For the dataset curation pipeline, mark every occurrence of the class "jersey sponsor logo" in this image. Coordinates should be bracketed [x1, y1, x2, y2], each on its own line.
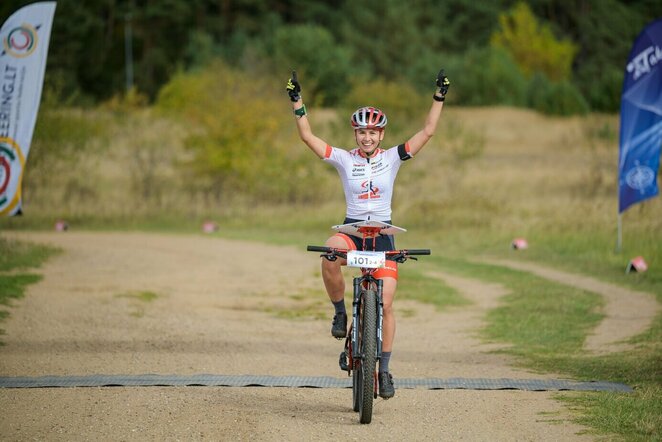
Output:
[371, 161, 388, 174]
[358, 180, 381, 199]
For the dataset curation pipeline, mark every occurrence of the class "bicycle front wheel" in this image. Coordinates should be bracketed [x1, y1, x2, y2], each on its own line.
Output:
[358, 289, 377, 424]
[352, 361, 360, 412]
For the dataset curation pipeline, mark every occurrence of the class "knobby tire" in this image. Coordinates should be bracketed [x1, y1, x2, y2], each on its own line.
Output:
[359, 289, 377, 424]
[352, 362, 360, 412]
[350, 324, 360, 412]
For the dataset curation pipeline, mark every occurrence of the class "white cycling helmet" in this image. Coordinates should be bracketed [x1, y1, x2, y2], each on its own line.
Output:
[350, 106, 387, 129]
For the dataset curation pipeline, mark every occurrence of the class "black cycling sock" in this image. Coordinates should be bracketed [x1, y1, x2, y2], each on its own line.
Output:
[332, 299, 346, 315]
[380, 351, 391, 373]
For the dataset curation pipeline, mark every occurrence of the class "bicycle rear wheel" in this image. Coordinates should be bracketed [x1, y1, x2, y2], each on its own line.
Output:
[358, 289, 377, 424]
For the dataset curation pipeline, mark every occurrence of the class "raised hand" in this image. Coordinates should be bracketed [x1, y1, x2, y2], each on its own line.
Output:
[286, 70, 302, 102]
[436, 69, 450, 97]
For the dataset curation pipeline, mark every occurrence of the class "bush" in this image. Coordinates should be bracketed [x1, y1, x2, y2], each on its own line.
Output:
[267, 25, 356, 106]
[527, 73, 589, 116]
[157, 61, 280, 196]
[449, 47, 528, 107]
[491, 2, 578, 82]
[576, 64, 623, 113]
[156, 60, 329, 204]
[404, 47, 454, 96]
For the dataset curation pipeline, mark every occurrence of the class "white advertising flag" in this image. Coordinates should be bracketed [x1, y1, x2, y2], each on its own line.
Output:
[0, 2, 56, 216]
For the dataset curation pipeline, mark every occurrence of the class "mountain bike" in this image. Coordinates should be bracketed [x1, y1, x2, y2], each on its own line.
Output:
[307, 220, 430, 424]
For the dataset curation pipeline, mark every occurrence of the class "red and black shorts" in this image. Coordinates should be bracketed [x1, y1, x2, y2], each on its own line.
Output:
[332, 218, 399, 280]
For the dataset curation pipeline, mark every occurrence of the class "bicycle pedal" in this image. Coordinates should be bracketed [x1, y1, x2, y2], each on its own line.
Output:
[339, 351, 349, 371]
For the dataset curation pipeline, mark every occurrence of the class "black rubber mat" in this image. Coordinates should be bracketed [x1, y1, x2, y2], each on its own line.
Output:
[0, 375, 632, 392]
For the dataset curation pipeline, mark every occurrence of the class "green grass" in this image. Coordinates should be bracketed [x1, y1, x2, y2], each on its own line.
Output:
[114, 290, 160, 318]
[264, 288, 329, 320]
[0, 236, 60, 271]
[521, 229, 662, 298]
[262, 265, 466, 320]
[559, 386, 662, 441]
[115, 290, 160, 303]
[419, 253, 660, 441]
[425, 255, 604, 354]
[0, 273, 42, 303]
[0, 236, 59, 339]
[397, 265, 469, 310]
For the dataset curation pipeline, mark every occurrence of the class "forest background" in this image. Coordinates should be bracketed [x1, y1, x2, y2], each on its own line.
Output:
[2, 0, 661, 111]
[0, 0, 660, 235]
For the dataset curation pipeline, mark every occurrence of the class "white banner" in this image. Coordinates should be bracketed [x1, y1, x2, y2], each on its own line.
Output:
[0, 2, 56, 216]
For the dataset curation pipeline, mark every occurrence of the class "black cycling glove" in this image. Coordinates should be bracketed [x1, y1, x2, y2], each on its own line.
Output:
[434, 69, 450, 101]
[286, 71, 301, 102]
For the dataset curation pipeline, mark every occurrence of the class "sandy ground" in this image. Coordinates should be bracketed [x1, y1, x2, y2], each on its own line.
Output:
[0, 231, 653, 441]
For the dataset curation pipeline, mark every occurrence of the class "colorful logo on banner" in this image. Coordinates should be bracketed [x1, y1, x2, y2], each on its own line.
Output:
[0, 2, 56, 216]
[2, 23, 39, 58]
[0, 137, 25, 213]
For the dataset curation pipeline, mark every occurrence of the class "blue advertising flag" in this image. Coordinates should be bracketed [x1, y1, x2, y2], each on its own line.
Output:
[618, 18, 662, 213]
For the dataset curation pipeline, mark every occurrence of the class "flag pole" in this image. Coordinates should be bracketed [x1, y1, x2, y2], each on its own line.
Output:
[616, 213, 622, 253]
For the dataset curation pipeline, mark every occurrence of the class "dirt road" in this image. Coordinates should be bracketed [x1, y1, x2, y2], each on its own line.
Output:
[1, 231, 647, 441]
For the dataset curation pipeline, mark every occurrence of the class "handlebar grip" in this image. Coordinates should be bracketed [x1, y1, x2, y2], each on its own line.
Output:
[406, 249, 431, 255]
[307, 245, 331, 252]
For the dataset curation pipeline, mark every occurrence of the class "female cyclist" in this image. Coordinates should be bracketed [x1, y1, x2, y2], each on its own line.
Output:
[286, 70, 450, 399]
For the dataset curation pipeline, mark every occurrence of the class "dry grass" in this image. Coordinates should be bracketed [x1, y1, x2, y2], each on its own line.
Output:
[6, 104, 659, 246]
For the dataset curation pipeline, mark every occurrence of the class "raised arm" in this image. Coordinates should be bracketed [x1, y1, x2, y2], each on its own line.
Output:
[286, 71, 329, 159]
[405, 69, 451, 157]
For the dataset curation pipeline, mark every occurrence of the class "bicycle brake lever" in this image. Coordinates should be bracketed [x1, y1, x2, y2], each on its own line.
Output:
[321, 253, 337, 262]
[409, 256, 418, 261]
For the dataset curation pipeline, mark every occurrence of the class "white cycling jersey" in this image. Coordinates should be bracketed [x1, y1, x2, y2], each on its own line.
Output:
[323, 143, 413, 221]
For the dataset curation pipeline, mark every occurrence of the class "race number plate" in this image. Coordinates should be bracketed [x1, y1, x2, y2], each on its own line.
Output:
[346, 250, 386, 269]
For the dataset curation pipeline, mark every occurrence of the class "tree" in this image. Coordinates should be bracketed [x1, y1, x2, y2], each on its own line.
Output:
[337, 0, 426, 80]
[491, 1, 578, 81]
[267, 24, 356, 106]
[525, 0, 660, 110]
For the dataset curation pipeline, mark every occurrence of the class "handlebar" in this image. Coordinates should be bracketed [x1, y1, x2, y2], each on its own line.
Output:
[403, 249, 431, 255]
[307, 245, 430, 263]
[307, 246, 330, 252]
[307, 246, 430, 254]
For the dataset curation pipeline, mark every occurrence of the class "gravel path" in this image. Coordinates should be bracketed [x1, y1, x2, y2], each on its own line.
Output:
[1, 231, 637, 440]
